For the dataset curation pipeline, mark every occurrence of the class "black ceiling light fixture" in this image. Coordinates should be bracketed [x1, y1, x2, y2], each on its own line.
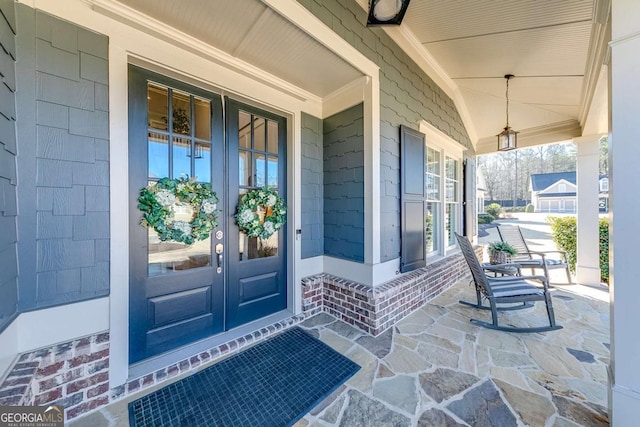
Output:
[497, 74, 518, 151]
[366, 0, 411, 26]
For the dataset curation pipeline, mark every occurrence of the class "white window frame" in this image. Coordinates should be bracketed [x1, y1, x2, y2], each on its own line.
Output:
[420, 121, 465, 259]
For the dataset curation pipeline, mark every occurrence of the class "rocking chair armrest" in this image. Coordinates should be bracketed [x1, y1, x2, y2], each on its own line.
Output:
[489, 274, 549, 288]
[532, 249, 569, 261]
[526, 251, 548, 259]
[482, 262, 522, 271]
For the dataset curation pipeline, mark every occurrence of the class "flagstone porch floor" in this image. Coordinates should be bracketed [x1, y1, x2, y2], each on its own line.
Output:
[69, 279, 610, 426]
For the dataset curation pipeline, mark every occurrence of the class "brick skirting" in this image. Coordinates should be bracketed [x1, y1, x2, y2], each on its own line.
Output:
[302, 249, 479, 335]
[0, 315, 307, 421]
[0, 333, 110, 419]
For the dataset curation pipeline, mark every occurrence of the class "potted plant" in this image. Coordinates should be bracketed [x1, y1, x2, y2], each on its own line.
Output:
[488, 241, 518, 265]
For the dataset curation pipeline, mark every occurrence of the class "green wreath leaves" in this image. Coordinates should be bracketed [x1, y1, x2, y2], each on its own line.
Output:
[138, 177, 219, 245]
[235, 187, 287, 239]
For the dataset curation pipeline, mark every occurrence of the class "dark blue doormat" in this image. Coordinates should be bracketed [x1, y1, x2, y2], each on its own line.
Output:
[128, 326, 360, 427]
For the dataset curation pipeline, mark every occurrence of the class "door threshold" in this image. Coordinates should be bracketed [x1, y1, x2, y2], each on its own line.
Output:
[128, 310, 294, 379]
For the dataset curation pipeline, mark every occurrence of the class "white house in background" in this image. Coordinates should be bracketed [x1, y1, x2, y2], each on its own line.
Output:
[530, 171, 577, 213]
[599, 176, 609, 212]
[530, 171, 609, 213]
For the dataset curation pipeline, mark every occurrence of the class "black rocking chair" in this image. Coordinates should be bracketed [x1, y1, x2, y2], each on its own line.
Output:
[455, 233, 562, 333]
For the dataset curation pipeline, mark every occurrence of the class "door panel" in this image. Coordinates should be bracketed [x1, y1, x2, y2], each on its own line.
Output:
[128, 66, 224, 364]
[226, 99, 287, 329]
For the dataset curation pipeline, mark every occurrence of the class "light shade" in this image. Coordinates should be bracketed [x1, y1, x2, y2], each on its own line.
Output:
[367, 0, 411, 26]
[497, 126, 518, 151]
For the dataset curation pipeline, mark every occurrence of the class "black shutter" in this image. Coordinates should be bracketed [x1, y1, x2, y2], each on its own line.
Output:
[400, 125, 426, 273]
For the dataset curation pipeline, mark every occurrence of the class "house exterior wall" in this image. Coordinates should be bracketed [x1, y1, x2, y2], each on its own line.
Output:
[543, 181, 577, 194]
[300, 112, 324, 259]
[323, 103, 365, 262]
[15, 6, 110, 311]
[0, 0, 18, 333]
[296, 0, 474, 263]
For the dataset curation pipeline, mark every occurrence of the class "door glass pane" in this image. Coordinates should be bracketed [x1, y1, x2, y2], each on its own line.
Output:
[194, 97, 211, 140]
[149, 235, 212, 275]
[194, 142, 211, 183]
[267, 156, 278, 188]
[148, 131, 168, 179]
[255, 154, 266, 188]
[239, 150, 252, 186]
[147, 185, 212, 275]
[239, 232, 279, 261]
[237, 189, 280, 261]
[173, 136, 191, 178]
[267, 120, 278, 154]
[239, 111, 251, 149]
[172, 90, 191, 135]
[253, 117, 266, 152]
[148, 84, 168, 131]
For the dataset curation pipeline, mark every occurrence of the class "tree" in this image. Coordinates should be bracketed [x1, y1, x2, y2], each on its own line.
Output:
[478, 142, 577, 202]
[600, 136, 608, 175]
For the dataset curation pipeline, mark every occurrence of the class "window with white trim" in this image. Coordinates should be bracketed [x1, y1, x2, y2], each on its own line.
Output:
[600, 178, 609, 192]
[420, 121, 464, 258]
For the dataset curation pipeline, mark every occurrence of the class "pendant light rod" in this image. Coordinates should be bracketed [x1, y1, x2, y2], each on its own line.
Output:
[505, 74, 514, 128]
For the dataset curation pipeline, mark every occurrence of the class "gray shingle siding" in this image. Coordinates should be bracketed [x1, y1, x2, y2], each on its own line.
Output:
[16, 6, 110, 310]
[301, 112, 324, 259]
[323, 103, 364, 262]
[299, 0, 474, 262]
[0, 0, 18, 331]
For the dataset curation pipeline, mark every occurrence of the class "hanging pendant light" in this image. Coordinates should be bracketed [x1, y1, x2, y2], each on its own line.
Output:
[497, 74, 518, 151]
[367, 0, 411, 26]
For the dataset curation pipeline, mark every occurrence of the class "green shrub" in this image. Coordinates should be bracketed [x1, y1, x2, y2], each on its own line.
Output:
[547, 216, 577, 272]
[599, 218, 609, 283]
[478, 213, 495, 224]
[547, 216, 610, 283]
[526, 204, 535, 213]
[485, 203, 502, 218]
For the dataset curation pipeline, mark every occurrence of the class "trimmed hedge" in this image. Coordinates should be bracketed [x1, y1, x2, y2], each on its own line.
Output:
[547, 216, 609, 283]
[478, 213, 495, 224]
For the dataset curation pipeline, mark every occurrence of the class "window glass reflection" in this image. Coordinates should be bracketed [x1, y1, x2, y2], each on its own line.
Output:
[148, 132, 168, 179]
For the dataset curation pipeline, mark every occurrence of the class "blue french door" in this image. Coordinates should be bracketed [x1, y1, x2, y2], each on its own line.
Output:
[128, 66, 287, 363]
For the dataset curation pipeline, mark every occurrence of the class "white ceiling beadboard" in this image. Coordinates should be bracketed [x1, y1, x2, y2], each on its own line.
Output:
[401, 0, 608, 151]
[118, 0, 363, 97]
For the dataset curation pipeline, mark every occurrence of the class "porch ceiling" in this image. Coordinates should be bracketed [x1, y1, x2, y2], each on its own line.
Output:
[402, 0, 610, 153]
[116, 0, 364, 99]
[112, 0, 609, 152]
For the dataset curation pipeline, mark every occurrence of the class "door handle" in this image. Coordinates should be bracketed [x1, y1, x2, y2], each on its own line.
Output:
[215, 244, 224, 273]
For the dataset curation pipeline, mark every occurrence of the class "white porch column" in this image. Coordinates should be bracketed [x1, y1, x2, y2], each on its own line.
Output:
[610, 0, 640, 424]
[574, 135, 602, 285]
